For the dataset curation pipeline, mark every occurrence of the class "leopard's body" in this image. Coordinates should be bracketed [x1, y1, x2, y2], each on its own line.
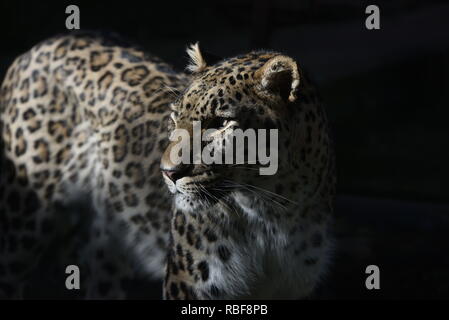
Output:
[0, 33, 336, 299]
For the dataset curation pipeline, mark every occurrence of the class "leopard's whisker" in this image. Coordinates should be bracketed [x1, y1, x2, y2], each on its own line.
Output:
[224, 179, 298, 205]
[221, 179, 291, 211]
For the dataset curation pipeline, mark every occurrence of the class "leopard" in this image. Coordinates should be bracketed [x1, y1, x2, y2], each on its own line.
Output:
[0, 32, 336, 299]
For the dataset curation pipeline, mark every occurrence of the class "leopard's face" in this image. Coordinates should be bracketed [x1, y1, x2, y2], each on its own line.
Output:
[164, 81, 269, 211]
[161, 45, 303, 212]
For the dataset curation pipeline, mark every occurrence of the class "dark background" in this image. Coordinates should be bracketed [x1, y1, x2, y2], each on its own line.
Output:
[1, 0, 448, 299]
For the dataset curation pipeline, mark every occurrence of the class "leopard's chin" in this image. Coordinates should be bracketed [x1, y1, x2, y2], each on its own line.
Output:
[174, 194, 208, 212]
[174, 188, 224, 212]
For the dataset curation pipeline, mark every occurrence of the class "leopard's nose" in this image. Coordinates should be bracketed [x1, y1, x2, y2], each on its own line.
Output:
[161, 164, 193, 182]
[161, 139, 193, 182]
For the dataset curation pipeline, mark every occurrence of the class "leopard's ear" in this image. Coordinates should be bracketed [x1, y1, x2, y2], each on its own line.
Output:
[186, 42, 207, 73]
[254, 55, 300, 103]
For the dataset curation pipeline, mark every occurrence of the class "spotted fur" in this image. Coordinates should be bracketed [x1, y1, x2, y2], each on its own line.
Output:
[0, 33, 335, 299]
[0, 33, 188, 298]
[161, 48, 336, 299]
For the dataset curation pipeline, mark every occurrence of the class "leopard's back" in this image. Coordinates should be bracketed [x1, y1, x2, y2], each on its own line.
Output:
[0, 33, 189, 298]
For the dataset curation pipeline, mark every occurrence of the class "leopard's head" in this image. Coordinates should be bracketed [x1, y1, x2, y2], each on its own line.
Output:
[160, 43, 317, 212]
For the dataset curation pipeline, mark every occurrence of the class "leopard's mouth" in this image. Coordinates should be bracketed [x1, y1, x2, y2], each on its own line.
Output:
[176, 180, 223, 199]
[163, 168, 215, 192]
[171, 177, 234, 210]
[161, 165, 238, 210]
